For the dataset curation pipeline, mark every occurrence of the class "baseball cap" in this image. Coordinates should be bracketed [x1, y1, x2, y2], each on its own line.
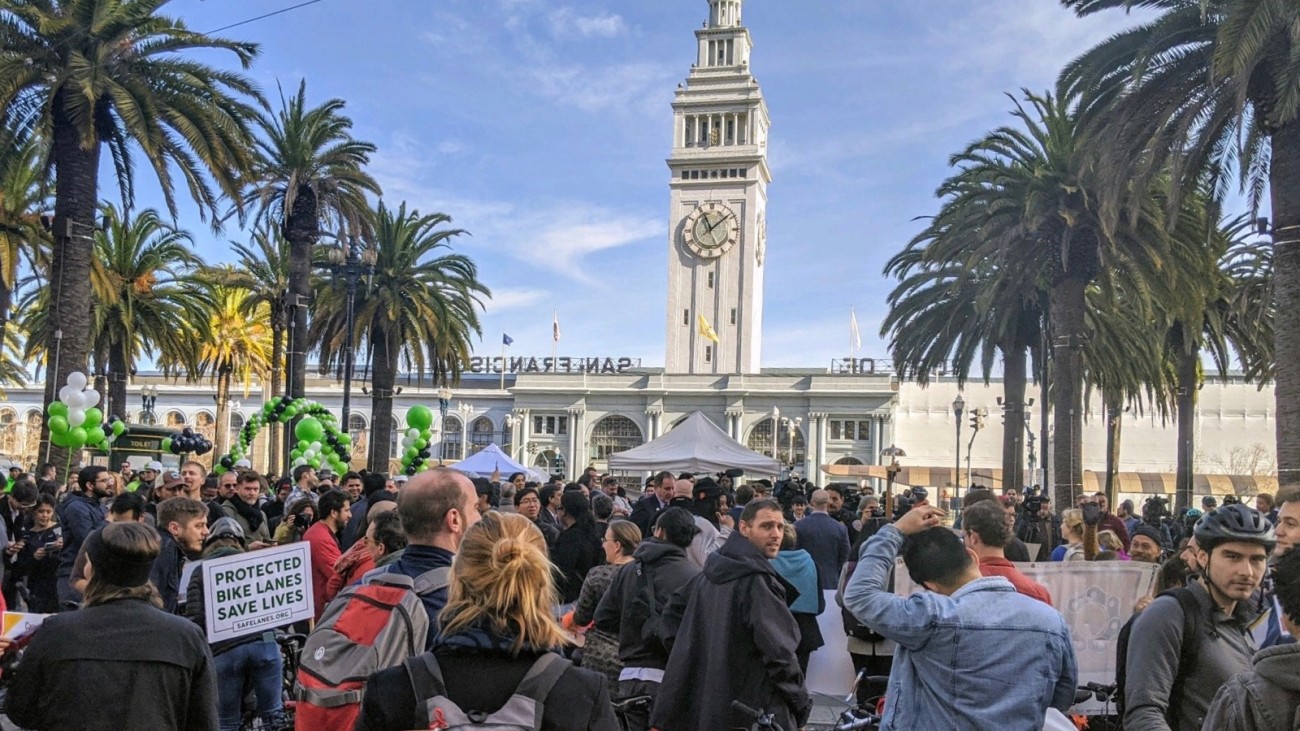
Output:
[145, 461, 164, 473]
[393, 474, 409, 484]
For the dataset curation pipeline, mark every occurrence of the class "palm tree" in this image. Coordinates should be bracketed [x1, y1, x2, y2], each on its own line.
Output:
[311, 201, 488, 472]
[21, 206, 214, 419]
[0, 0, 262, 463]
[199, 283, 271, 456]
[0, 125, 48, 347]
[912, 91, 1170, 507]
[1059, 0, 1300, 482]
[237, 80, 381, 418]
[225, 228, 291, 474]
[882, 225, 1043, 495]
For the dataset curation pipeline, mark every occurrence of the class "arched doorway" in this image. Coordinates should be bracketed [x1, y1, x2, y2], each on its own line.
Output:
[747, 417, 806, 466]
[441, 416, 464, 461]
[469, 417, 495, 456]
[589, 415, 644, 460]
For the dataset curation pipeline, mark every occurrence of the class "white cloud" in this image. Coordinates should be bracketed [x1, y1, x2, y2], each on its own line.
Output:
[482, 288, 548, 313]
[528, 61, 675, 114]
[548, 8, 627, 39]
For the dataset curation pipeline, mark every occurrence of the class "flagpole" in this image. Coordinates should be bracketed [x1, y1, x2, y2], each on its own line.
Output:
[500, 339, 507, 391]
[551, 310, 559, 372]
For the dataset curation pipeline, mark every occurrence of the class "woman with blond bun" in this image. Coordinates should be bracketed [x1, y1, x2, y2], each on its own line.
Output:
[356, 511, 619, 731]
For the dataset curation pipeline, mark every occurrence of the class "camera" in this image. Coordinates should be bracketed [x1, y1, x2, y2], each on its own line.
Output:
[1142, 495, 1170, 523]
[1021, 485, 1045, 516]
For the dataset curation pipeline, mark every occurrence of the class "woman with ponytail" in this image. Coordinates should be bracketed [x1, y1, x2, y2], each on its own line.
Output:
[356, 512, 619, 731]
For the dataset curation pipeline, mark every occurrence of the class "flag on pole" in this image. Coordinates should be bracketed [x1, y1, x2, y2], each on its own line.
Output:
[698, 314, 719, 343]
[850, 308, 862, 351]
[502, 333, 514, 346]
[552, 311, 561, 342]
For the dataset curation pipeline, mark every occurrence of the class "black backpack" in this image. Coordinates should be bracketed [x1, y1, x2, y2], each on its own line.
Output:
[1114, 587, 1200, 719]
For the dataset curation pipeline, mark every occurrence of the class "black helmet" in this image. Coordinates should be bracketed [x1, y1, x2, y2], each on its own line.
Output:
[1193, 504, 1275, 552]
[205, 516, 246, 547]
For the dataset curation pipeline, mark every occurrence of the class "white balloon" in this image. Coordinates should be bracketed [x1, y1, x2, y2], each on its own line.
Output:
[82, 388, 100, 407]
[293, 457, 308, 467]
[69, 392, 88, 409]
[407, 428, 420, 439]
[67, 408, 86, 428]
[58, 385, 76, 403]
[66, 371, 87, 390]
[401, 436, 415, 449]
[310, 441, 322, 453]
[302, 449, 316, 460]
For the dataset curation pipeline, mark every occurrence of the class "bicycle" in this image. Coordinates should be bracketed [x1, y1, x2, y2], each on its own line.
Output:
[235, 632, 305, 731]
[612, 694, 652, 731]
[731, 700, 783, 731]
[828, 672, 888, 731]
[1073, 682, 1121, 731]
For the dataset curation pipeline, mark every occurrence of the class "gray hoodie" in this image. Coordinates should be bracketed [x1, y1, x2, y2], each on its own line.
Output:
[1201, 642, 1300, 731]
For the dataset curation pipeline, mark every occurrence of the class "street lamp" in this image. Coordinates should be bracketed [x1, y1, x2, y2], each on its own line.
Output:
[779, 415, 802, 469]
[457, 402, 474, 459]
[141, 385, 159, 425]
[504, 413, 519, 454]
[770, 406, 780, 460]
[880, 444, 907, 518]
[319, 237, 375, 434]
[952, 394, 965, 508]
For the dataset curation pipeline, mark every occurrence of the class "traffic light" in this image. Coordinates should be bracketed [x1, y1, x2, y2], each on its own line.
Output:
[969, 408, 987, 432]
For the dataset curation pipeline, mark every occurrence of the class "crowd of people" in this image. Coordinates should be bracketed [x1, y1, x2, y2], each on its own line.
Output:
[0, 460, 1292, 731]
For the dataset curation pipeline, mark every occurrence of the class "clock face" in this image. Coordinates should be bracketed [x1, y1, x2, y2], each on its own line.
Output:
[683, 203, 739, 259]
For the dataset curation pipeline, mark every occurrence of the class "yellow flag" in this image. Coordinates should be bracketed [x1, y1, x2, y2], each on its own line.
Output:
[697, 314, 719, 343]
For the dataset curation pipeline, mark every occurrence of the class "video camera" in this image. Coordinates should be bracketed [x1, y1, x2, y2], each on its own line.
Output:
[774, 477, 808, 510]
[1021, 485, 1045, 517]
[1142, 495, 1170, 523]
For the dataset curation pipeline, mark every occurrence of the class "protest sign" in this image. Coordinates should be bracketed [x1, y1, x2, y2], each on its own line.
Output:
[202, 542, 312, 643]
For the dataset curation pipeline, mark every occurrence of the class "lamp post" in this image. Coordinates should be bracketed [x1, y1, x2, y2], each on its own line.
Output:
[951, 394, 964, 509]
[141, 385, 159, 425]
[318, 237, 374, 434]
[880, 444, 907, 518]
[780, 416, 802, 472]
[457, 402, 474, 460]
[504, 413, 519, 456]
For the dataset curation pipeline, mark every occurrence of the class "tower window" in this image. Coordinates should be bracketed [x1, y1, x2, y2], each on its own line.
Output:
[705, 345, 712, 363]
[730, 308, 737, 325]
[683, 309, 689, 326]
[707, 272, 714, 288]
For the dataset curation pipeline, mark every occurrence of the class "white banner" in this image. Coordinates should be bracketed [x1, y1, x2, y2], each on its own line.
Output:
[894, 559, 1159, 715]
[202, 543, 313, 643]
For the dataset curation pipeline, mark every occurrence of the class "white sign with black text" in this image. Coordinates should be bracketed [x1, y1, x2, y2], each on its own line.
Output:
[202, 542, 313, 643]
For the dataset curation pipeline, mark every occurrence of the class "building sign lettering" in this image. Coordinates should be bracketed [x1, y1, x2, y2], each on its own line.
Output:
[468, 356, 639, 375]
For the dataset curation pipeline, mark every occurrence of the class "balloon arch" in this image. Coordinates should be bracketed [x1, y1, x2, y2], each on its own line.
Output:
[215, 396, 440, 477]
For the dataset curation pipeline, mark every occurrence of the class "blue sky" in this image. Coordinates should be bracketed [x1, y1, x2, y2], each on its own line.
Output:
[146, 0, 1163, 368]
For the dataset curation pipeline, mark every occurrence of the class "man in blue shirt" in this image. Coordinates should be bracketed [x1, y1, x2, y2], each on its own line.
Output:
[844, 505, 1077, 730]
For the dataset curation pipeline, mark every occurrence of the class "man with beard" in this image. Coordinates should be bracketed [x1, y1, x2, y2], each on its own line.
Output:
[221, 471, 273, 548]
[149, 497, 209, 614]
[651, 500, 810, 731]
[55, 466, 112, 608]
[1129, 524, 1166, 564]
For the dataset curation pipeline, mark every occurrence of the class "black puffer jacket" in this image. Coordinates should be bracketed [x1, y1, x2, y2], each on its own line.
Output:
[592, 538, 699, 670]
[648, 531, 810, 731]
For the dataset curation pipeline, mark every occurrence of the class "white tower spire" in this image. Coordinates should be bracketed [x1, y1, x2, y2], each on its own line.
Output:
[664, 0, 770, 375]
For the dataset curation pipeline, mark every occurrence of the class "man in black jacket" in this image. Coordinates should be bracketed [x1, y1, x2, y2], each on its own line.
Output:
[149, 497, 209, 614]
[650, 499, 811, 731]
[594, 507, 700, 731]
[55, 466, 111, 608]
[628, 471, 674, 537]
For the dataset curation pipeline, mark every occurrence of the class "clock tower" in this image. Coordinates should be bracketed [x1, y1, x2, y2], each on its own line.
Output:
[665, 0, 771, 375]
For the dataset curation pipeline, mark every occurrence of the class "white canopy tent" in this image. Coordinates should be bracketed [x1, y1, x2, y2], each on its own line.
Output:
[607, 411, 781, 475]
[451, 444, 547, 482]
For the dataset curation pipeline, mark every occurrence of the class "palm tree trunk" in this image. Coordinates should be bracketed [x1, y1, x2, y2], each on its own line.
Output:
[1001, 339, 1028, 494]
[268, 319, 284, 476]
[284, 185, 317, 405]
[1103, 391, 1123, 507]
[368, 328, 396, 474]
[1271, 120, 1300, 485]
[1175, 344, 1199, 512]
[42, 94, 102, 475]
[1050, 275, 1087, 509]
[214, 368, 231, 457]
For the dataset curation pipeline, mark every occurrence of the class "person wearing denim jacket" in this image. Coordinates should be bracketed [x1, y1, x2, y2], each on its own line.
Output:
[843, 505, 1078, 730]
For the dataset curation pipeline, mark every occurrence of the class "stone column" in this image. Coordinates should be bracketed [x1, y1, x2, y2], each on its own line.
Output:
[568, 407, 585, 480]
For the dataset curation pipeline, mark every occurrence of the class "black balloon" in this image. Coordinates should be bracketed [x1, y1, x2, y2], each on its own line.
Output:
[405, 465, 417, 475]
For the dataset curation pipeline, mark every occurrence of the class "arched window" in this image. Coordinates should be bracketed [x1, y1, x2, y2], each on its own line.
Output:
[501, 416, 513, 453]
[193, 411, 216, 440]
[23, 410, 42, 466]
[589, 415, 644, 460]
[164, 410, 186, 429]
[747, 417, 806, 466]
[346, 414, 368, 464]
[0, 408, 17, 457]
[228, 412, 246, 454]
[441, 416, 464, 461]
[834, 456, 864, 466]
[389, 417, 401, 461]
[469, 417, 495, 456]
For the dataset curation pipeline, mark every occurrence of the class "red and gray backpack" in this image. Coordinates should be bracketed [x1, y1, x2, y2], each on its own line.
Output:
[294, 565, 451, 731]
[402, 651, 572, 730]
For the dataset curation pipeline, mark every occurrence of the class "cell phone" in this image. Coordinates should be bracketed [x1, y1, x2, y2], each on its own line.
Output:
[43, 541, 59, 551]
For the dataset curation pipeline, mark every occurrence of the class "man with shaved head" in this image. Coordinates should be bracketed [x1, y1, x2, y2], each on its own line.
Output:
[376, 468, 481, 649]
[796, 488, 851, 590]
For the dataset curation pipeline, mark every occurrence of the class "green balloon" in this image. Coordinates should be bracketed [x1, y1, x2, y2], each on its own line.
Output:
[83, 407, 103, 428]
[406, 405, 434, 431]
[413, 438, 428, 450]
[86, 426, 106, 445]
[213, 465, 227, 476]
[161, 437, 172, 452]
[308, 457, 321, 469]
[404, 446, 418, 461]
[283, 406, 298, 420]
[337, 433, 352, 445]
[68, 427, 88, 449]
[48, 415, 69, 434]
[290, 449, 303, 460]
[111, 420, 126, 436]
[295, 417, 324, 443]
[47, 401, 68, 418]
[49, 430, 69, 448]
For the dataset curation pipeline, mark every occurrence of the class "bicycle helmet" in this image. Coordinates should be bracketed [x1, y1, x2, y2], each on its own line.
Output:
[205, 516, 246, 547]
[1193, 504, 1275, 552]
